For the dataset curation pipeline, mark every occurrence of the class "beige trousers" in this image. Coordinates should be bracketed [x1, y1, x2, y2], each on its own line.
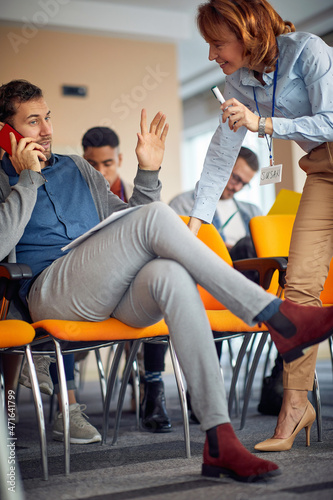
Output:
[284, 142, 333, 390]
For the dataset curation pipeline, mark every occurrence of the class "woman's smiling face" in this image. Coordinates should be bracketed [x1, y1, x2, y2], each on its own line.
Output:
[208, 24, 249, 75]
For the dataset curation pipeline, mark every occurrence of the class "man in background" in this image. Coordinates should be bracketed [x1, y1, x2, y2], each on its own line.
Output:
[170, 146, 261, 262]
[82, 127, 132, 202]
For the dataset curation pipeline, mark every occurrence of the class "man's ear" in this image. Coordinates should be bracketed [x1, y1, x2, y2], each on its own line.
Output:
[118, 152, 123, 167]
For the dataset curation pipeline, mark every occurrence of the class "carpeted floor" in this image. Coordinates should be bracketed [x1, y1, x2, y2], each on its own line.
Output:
[7, 346, 333, 499]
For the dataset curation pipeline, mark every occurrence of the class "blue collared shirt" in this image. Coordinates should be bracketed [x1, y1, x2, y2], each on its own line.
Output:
[191, 32, 333, 223]
[2, 153, 100, 301]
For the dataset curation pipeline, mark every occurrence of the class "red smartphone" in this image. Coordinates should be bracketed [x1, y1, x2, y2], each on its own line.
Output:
[0, 123, 24, 156]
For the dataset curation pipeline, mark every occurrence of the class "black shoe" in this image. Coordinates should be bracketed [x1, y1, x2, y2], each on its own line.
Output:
[186, 391, 200, 424]
[141, 381, 172, 433]
[257, 371, 283, 416]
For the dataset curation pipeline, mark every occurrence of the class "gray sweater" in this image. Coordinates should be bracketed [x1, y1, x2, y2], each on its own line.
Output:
[0, 154, 162, 264]
[0, 154, 161, 318]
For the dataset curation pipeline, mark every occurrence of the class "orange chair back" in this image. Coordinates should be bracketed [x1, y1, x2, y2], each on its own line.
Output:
[250, 214, 333, 304]
[250, 215, 295, 297]
[179, 216, 232, 310]
[320, 260, 333, 304]
[250, 215, 295, 258]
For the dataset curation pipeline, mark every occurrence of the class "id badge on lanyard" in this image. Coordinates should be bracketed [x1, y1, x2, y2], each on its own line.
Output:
[253, 60, 283, 186]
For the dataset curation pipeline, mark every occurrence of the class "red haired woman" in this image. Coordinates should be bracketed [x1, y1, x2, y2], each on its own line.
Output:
[190, 0, 333, 452]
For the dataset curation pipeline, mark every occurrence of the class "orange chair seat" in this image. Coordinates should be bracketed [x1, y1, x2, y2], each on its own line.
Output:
[33, 317, 169, 342]
[33, 310, 267, 344]
[206, 310, 268, 333]
[0, 320, 36, 348]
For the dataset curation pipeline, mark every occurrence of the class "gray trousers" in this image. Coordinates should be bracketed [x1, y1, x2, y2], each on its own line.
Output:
[28, 202, 275, 430]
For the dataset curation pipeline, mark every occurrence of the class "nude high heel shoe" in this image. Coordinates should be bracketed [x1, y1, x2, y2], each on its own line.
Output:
[254, 402, 316, 452]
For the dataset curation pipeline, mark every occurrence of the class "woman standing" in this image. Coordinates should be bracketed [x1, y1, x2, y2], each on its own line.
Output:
[190, 0, 333, 451]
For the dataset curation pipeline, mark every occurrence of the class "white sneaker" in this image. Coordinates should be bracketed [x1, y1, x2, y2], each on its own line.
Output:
[52, 403, 102, 444]
[19, 355, 54, 396]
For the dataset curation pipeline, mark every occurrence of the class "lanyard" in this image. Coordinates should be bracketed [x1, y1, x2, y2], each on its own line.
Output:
[253, 59, 279, 166]
[221, 209, 239, 230]
[120, 182, 125, 201]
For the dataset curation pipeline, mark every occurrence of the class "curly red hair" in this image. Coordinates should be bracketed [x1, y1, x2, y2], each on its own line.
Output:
[197, 0, 295, 73]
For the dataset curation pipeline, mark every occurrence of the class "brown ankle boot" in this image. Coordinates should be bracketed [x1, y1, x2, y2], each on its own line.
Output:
[202, 423, 280, 482]
[265, 299, 333, 363]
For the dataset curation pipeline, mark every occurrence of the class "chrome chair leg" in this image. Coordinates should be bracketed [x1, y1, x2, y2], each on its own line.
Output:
[228, 334, 252, 416]
[226, 338, 240, 416]
[95, 349, 107, 407]
[262, 339, 275, 379]
[168, 339, 191, 458]
[102, 342, 125, 444]
[329, 336, 333, 375]
[112, 339, 141, 446]
[240, 332, 269, 430]
[25, 346, 48, 480]
[312, 370, 322, 442]
[53, 339, 70, 475]
[131, 357, 140, 429]
[243, 333, 258, 398]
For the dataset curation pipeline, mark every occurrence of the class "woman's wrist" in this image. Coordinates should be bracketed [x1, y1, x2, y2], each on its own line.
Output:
[258, 117, 266, 138]
[265, 117, 273, 136]
[258, 117, 273, 137]
[188, 217, 202, 236]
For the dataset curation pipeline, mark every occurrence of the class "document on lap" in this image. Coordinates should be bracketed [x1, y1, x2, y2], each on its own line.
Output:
[61, 205, 142, 252]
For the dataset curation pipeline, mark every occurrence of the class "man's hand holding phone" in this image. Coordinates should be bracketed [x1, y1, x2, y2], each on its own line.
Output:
[10, 133, 47, 174]
[0, 123, 47, 174]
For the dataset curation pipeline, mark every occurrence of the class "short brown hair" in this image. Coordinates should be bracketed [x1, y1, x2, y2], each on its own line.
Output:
[238, 147, 259, 172]
[0, 80, 43, 124]
[197, 0, 295, 73]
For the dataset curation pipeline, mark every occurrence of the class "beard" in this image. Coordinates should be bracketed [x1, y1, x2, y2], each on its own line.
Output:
[44, 148, 52, 161]
[221, 189, 236, 200]
[37, 138, 52, 161]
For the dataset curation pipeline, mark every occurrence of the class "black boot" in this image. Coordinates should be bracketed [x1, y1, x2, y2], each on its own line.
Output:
[141, 381, 172, 433]
[257, 354, 283, 416]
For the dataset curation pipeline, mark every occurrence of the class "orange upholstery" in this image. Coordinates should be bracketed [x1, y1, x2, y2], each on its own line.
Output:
[33, 310, 267, 344]
[0, 320, 35, 348]
[33, 317, 168, 342]
[320, 260, 333, 305]
[206, 310, 267, 333]
[0, 319, 48, 480]
[250, 215, 295, 258]
[250, 215, 295, 297]
[180, 216, 231, 310]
